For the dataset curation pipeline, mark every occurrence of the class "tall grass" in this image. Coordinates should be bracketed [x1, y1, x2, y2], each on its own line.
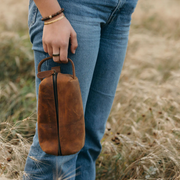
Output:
[1, 0, 180, 179]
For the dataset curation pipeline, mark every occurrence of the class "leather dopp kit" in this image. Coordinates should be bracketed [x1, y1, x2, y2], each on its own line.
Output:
[37, 56, 85, 156]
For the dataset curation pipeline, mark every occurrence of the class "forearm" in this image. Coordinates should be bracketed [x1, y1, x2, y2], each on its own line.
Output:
[33, 0, 62, 17]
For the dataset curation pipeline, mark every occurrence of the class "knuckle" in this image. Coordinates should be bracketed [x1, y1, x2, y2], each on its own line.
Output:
[53, 57, 60, 62]
[72, 32, 77, 37]
[48, 48, 53, 53]
[74, 43, 78, 48]
[42, 37, 47, 43]
[61, 41, 68, 47]
[53, 40, 60, 46]
[60, 57, 67, 61]
[60, 60, 68, 63]
[48, 51, 53, 55]
[60, 56, 68, 62]
[44, 38, 52, 45]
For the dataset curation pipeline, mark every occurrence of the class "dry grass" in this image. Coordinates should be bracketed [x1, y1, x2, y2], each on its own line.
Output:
[1, 0, 180, 179]
[0, 116, 35, 179]
[0, 0, 28, 31]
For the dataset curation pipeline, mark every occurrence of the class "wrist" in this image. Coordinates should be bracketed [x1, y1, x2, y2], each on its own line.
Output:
[41, 8, 64, 21]
[44, 13, 65, 25]
[44, 12, 65, 23]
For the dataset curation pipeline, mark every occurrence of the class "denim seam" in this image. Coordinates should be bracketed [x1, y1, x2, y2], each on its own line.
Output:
[29, 6, 38, 28]
[105, 0, 127, 25]
[106, 0, 122, 24]
[45, 53, 50, 68]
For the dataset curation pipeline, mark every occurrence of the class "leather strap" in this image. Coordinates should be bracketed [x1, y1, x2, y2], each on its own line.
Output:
[37, 70, 55, 81]
[37, 56, 76, 79]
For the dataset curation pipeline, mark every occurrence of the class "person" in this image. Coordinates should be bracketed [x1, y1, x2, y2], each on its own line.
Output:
[23, 0, 139, 179]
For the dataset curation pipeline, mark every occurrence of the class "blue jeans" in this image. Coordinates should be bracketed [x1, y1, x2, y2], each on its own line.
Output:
[23, 0, 138, 179]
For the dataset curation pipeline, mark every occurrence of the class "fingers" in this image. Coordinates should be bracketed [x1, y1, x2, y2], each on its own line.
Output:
[70, 30, 78, 54]
[43, 38, 75, 63]
[42, 22, 78, 63]
[47, 45, 53, 57]
[43, 35, 69, 63]
[44, 42, 68, 63]
[43, 42, 48, 53]
[59, 39, 69, 63]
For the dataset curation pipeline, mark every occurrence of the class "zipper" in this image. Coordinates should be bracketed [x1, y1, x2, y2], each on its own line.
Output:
[53, 71, 61, 155]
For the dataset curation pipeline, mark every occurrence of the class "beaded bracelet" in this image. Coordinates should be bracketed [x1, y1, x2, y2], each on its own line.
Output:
[41, 8, 64, 21]
[44, 15, 65, 25]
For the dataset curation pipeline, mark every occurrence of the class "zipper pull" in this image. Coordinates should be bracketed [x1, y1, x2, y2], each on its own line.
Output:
[37, 69, 56, 80]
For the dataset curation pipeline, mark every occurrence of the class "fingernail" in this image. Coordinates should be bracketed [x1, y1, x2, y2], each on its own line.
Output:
[73, 50, 76, 54]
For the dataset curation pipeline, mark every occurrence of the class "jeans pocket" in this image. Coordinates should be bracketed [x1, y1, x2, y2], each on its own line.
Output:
[28, 0, 38, 28]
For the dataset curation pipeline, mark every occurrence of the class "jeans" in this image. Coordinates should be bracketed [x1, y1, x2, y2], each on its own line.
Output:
[23, 0, 138, 179]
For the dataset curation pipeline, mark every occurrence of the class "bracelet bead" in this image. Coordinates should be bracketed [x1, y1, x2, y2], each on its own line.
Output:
[41, 8, 64, 21]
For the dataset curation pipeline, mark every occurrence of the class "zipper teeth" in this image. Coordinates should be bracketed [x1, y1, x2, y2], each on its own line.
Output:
[53, 73, 61, 155]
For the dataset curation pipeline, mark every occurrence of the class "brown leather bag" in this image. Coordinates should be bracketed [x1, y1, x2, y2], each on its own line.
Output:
[37, 56, 85, 156]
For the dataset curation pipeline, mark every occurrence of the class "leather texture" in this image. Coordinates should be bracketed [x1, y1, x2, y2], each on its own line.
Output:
[37, 56, 85, 156]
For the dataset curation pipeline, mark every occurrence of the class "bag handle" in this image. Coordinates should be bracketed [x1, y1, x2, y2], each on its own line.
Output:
[37, 56, 76, 79]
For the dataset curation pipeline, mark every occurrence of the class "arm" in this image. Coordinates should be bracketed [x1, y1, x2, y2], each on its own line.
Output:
[33, 0, 78, 63]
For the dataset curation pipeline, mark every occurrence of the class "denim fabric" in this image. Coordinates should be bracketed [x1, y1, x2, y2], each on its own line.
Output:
[23, 0, 138, 179]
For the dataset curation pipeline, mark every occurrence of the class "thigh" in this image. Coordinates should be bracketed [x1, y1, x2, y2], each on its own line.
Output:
[84, 0, 139, 136]
[75, 1, 139, 179]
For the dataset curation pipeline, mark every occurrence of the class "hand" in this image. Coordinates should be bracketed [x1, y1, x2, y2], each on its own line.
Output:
[42, 14, 78, 63]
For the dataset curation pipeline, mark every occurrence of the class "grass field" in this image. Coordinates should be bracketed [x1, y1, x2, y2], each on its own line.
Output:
[1, 0, 180, 179]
